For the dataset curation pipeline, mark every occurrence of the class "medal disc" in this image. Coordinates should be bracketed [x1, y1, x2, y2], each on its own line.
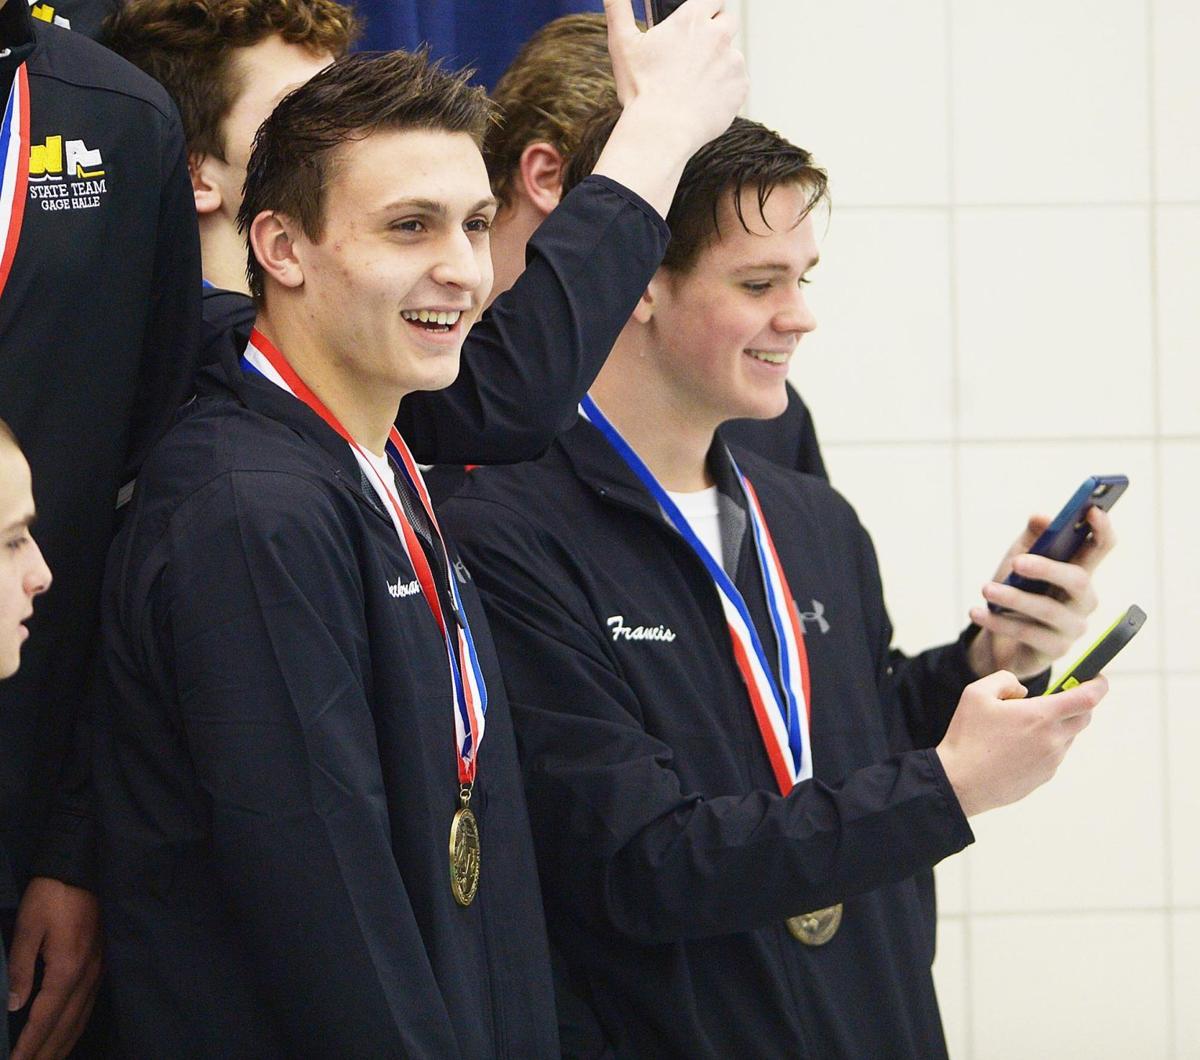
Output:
[786, 902, 842, 946]
[449, 805, 481, 906]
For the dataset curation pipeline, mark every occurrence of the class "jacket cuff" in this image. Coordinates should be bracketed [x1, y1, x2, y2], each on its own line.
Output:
[28, 812, 98, 893]
[919, 747, 975, 853]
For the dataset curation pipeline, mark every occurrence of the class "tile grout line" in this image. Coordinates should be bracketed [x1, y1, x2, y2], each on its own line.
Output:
[1143, 0, 1177, 1054]
[943, 2, 973, 1057]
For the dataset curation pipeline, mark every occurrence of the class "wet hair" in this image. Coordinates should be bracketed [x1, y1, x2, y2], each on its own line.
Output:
[236, 49, 493, 300]
[564, 111, 828, 274]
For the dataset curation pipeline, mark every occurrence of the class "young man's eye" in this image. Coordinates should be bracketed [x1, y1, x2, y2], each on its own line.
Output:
[464, 217, 493, 234]
[390, 218, 425, 234]
[743, 282, 772, 294]
[5, 535, 28, 553]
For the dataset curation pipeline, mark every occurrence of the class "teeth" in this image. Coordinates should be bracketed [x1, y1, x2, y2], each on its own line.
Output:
[748, 350, 788, 364]
[401, 310, 462, 326]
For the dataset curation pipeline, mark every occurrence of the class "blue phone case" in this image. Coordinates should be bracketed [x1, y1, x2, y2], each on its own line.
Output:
[989, 474, 1128, 610]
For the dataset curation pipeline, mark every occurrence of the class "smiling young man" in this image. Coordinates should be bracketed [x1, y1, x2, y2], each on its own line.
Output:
[94, 1, 747, 1052]
[440, 115, 1115, 1057]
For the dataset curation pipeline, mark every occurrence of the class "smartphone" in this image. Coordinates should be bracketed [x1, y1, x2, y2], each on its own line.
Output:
[645, 0, 687, 25]
[1044, 604, 1146, 694]
[989, 474, 1128, 612]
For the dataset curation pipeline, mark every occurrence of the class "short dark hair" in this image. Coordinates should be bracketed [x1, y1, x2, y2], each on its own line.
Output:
[237, 50, 493, 300]
[104, 0, 358, 161]
[564, 112, 828, 274]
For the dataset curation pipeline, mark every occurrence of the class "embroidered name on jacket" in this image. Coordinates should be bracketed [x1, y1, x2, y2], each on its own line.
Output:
[388, 577, 421, 599]
[606, 615, 677, 643]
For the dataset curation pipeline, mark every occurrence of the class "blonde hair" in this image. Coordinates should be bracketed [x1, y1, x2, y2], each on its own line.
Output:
[484, 14, 619, 207]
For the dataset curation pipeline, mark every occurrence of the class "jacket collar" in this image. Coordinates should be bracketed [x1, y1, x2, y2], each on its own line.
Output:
[202, 326, 389, 514]
[557, 415, 747, 521]
[0, 2, 38, 69]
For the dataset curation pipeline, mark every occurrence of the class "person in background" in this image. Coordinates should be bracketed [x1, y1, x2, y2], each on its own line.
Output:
[95, 2, 747, 1052]
[103, 0, 358, 363]
[0, 420, 53, 1060]
[440, 112, 1115, 1058]
[0, 0, 201, 1053]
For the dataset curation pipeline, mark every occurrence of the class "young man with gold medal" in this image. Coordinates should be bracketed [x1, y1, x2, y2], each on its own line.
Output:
[442, 113, 1117, 1057]
[93, 0, 747, 1053]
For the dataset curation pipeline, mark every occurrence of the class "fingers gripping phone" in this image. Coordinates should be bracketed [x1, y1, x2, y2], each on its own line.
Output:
[989, 475, 1128, 613]
[1044, 605, 1147, 694]
[645, 0, 688, 25]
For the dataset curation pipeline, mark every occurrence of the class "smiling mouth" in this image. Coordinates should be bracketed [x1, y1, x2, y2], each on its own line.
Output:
[746, 349, 790, 365]
[401, 309, 464, 333]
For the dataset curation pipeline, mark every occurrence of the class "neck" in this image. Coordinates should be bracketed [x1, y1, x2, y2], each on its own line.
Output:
[200, 215, 253, 294]
[589, 337, 718, 493]
[255, 306, 400, 457]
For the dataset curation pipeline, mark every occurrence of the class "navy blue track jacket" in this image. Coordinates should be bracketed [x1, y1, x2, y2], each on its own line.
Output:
[441, 422, 980, 1059]
[96, 358, 558, 1058]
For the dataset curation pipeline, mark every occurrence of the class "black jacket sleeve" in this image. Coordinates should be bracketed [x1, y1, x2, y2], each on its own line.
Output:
[147, 472, 456, 1055]
[29, 101, 202, 889]
[396, 176, 669, 464]
[448, 497, 973, 946]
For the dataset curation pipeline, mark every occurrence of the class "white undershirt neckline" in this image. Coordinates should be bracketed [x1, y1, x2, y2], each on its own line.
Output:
[666, 485, 725, 573]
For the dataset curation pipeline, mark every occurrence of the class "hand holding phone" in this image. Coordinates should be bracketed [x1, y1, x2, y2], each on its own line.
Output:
[1044, 605, 1146, 694]
[990, 475, 1128, 611]
[645, 0, 688, 24]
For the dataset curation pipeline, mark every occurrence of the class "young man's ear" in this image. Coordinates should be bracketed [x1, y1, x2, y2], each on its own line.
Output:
[188, 152, 223, 216]
[632, 274, 662, 324]
[248, 212, 305, 291]
[517, 141, 565, 217]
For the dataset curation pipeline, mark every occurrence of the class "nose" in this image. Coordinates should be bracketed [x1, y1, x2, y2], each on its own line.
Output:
[774, 285, 817, 337]
[24, 538, 52, 598]
[430, 229, 486, 294]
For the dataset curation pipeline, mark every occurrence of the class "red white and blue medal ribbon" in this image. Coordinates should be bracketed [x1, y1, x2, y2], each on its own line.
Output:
[242, 329, 487, 785]
[580, 394, 812, 794]
[0, 64, 30, 301]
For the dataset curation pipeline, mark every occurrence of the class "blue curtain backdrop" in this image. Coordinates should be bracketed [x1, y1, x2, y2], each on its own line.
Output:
[351, 0, 612, 90]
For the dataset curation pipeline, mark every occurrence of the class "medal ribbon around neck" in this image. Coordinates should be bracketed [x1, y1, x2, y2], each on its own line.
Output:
[580, 394, 812, 793]
[242, 328, 487, 785]
[0, 64, 31, 302]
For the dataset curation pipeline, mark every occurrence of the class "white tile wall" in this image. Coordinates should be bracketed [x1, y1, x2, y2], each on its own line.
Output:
[933, 918, 968, 1060]
[740, 0, 1196, 1053]
[1166, 676, 1200, 906]
[970, 913, 1171, 1059]
[1157, 207, 1200, 436]
[951, 1, 1150, 203]
[1173, 912, 1200, 1058]
[745, 0, 949, 205]
[955, 207, 1155, 441]
[1161, 443, 1200, 674]
[820, 444, 958, 655]
[1154, 0, 1200, 200]
[794, 208, 954, 443]
[968, 675, 1166, 914]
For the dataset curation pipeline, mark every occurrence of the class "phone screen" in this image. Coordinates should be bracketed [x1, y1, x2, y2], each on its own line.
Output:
[646, 0, 688, 25]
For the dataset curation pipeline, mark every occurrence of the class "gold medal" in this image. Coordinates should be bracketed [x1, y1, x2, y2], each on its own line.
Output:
[786, 903, 842, 946]
[449, 791, 481, 907]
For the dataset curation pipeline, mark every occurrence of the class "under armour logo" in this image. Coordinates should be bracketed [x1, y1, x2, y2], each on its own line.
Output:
[794, 598, 830, 635]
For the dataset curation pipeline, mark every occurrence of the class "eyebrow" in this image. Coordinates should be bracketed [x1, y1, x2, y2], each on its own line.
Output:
[732, 257, 820, 274]
[377, 196, 499, 217]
